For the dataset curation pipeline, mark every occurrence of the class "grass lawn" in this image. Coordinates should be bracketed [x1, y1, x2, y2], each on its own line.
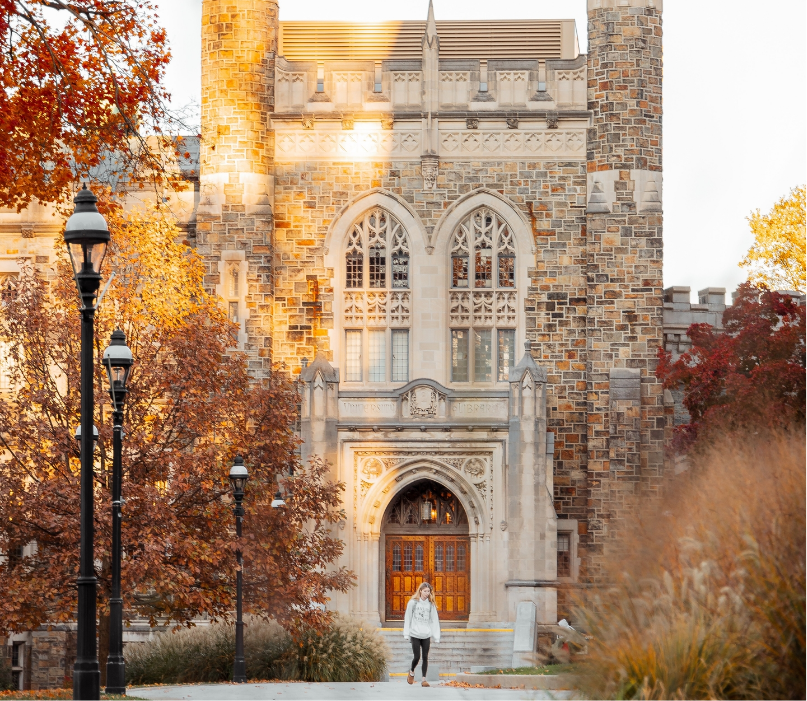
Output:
[0, 692, 143, 700]
[480, 664, 575, 675]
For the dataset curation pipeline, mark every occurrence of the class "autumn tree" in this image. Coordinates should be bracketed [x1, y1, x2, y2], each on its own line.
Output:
[657, 283, 806, 450]
[0, 207, 353, 640]
[0, 1, 188, 211]
[740, 185, 806, 293]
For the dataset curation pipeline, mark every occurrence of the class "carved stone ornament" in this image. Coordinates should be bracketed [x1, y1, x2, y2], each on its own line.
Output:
[301, 117, 314, 129]
[341, 118, 354, 130]
[20, 224, 34, 239]
[407, 385, 440, 417]
[361, 458, 383, 480]
[546, 112, 559, 129]
[466, 117, 479, 130]
[506, 118, 519, 130]
[463, 458, 486, 479]
[421, 156, 439, 190]
[500, 520, 508, 531]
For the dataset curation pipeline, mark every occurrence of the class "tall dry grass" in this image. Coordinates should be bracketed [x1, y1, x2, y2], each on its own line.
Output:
[575, 430, 805, 700]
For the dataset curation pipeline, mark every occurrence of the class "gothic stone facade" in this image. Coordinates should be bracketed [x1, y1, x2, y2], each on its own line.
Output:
[194, 0, 665, 625]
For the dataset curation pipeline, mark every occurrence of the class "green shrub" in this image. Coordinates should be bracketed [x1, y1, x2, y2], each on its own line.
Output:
[278, 618, 388, 682]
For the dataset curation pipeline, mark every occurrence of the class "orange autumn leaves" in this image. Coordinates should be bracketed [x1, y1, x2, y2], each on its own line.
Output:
[0, 1, 187, 211]
[0, 207, 352, 632]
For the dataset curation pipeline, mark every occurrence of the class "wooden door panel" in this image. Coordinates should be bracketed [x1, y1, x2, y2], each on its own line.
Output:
[385, 535, 470, 621]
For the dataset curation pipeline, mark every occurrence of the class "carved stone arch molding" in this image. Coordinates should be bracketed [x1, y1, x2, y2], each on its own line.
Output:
[358, 459, 489, 538]
[323, 188, 428, 264]
[431, 188, 535, 257]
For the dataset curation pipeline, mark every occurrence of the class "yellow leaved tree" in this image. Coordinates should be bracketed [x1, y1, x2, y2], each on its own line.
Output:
[740, 185, 806, 292]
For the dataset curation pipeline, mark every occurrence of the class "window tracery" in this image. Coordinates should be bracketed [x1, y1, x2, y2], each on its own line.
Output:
[448, 208, 518, 383]
[343, 208, 411, 383]
[385, 480, 468, 529]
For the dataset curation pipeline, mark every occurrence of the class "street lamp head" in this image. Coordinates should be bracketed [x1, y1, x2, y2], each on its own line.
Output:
[229, 456, 249, 499]
[271, 490, 286, 509]
[64, 185, 110, 302]
[74, 424, 99, 444]
[103, 329, 133, 408]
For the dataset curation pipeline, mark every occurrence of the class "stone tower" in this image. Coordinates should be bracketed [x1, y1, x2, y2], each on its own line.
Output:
[585, 0, 664, 579]
[198, 0, 278, 373]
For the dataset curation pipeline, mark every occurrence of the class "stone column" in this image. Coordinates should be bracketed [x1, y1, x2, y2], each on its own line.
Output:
[585, 0, 665, 581]
[506, 347, 557, 623]
[299, 353, 339, 471]
[199, 0, 278, 374]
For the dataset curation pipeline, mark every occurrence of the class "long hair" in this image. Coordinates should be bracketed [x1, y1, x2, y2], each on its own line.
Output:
[410, 581, 436, 606]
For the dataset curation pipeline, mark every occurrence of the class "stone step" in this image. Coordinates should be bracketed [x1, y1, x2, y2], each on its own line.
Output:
[378, 628, 515, 673]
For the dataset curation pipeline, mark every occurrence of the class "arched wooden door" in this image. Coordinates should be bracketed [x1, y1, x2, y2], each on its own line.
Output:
[383, 480, 470, 621]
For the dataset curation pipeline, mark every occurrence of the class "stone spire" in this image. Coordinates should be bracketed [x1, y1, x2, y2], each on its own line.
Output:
[421, 0, 439, 188]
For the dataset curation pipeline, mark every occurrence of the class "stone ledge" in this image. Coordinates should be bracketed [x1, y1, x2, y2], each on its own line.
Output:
[454, 673, 576, 690]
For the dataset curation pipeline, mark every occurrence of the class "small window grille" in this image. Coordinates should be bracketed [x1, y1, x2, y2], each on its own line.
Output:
[391, 330, 409, 382]
[369, 247, 386, 288]
[457, 544, 466, 571]
[452, 255, 469, 287]
[345, 330, 362, 382]
[346, 251, 363, 288]
[475, 247, 493, 288]
[393, 544, 402, 571]
[446, 545, 455, 572]
[415, 544, 424, 571]
[498, 253, 515, 287]
[435, 544, 443, 572]
[497, 329, 515, 381]
[557, 532, 571, 577]
[404, 543, 413, 571]
[392, 253, 409, 288]
[451, 330, 469, 382]
[369, 330, 385, 382]
[474, 329, 492, 382]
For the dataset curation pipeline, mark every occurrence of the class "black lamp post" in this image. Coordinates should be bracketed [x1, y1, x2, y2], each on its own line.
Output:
[65, 184, 110, 701]
[228, 457, 249, 684]
[102, 329, 133, 696]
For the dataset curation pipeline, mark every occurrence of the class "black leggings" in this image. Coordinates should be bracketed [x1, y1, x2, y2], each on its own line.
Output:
[410, 636, 431, 676]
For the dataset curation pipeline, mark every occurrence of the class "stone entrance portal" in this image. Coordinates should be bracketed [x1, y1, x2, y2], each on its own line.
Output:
[382, 479, 470, 621]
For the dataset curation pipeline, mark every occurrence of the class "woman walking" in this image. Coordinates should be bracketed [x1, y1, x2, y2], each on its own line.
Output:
[403, 581, 441, 687]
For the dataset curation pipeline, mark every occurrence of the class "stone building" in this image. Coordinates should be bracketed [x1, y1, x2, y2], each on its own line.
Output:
[194, 0, 665, 632]
[0, 0, 680, 685]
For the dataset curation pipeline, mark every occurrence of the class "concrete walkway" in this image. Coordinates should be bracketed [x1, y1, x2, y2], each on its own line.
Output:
[131, 680, 576, 700]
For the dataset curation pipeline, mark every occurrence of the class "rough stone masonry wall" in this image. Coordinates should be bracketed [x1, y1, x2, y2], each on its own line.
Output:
[197, 0, 278, 374]
[271, 156, 592, 526]
[585, 1, 665, 581]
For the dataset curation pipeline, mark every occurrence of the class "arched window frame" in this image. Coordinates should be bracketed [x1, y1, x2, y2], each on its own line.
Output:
[342, 208, 412, 385]
[448, 208, 518, 385]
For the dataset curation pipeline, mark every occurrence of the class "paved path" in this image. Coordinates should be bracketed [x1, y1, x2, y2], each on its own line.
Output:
[131, 681, 576, 700]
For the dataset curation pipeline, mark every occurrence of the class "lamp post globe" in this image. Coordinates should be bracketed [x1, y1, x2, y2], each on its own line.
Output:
[66, 184, 109, 701]
[229, 457, 249, 684]
[102, 329, 133, 695]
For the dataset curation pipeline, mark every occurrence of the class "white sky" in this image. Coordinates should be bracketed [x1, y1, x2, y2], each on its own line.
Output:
[156, 0, 806, 299]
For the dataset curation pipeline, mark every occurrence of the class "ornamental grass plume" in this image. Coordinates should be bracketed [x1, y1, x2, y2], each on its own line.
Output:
[574, 430, 805, 700]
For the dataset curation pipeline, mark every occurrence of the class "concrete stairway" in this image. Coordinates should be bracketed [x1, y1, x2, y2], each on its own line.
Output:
[378, 626, 515, 675]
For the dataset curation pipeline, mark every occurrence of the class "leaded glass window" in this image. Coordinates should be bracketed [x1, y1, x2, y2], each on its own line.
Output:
[449, 208, 518, 383]
[415, 544, 424, 571]
[404, 543, 413, 571]
[393, 544, 402, 571]
[343, 208, 411, 383]
[557, 533, 571, 577]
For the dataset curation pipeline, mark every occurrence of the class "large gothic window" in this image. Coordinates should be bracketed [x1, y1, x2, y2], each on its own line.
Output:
[449, 208, 517, 384]
[343, 208, 411, 384]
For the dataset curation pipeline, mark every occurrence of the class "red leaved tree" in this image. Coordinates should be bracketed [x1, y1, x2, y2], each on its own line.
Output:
[657, 283, 806, 450]
[0, 1, 188, 210]
[0, 206, 353, 642]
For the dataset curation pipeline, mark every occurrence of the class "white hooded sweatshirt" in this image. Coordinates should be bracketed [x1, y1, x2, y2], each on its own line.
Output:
[403, 597, 441, 642]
